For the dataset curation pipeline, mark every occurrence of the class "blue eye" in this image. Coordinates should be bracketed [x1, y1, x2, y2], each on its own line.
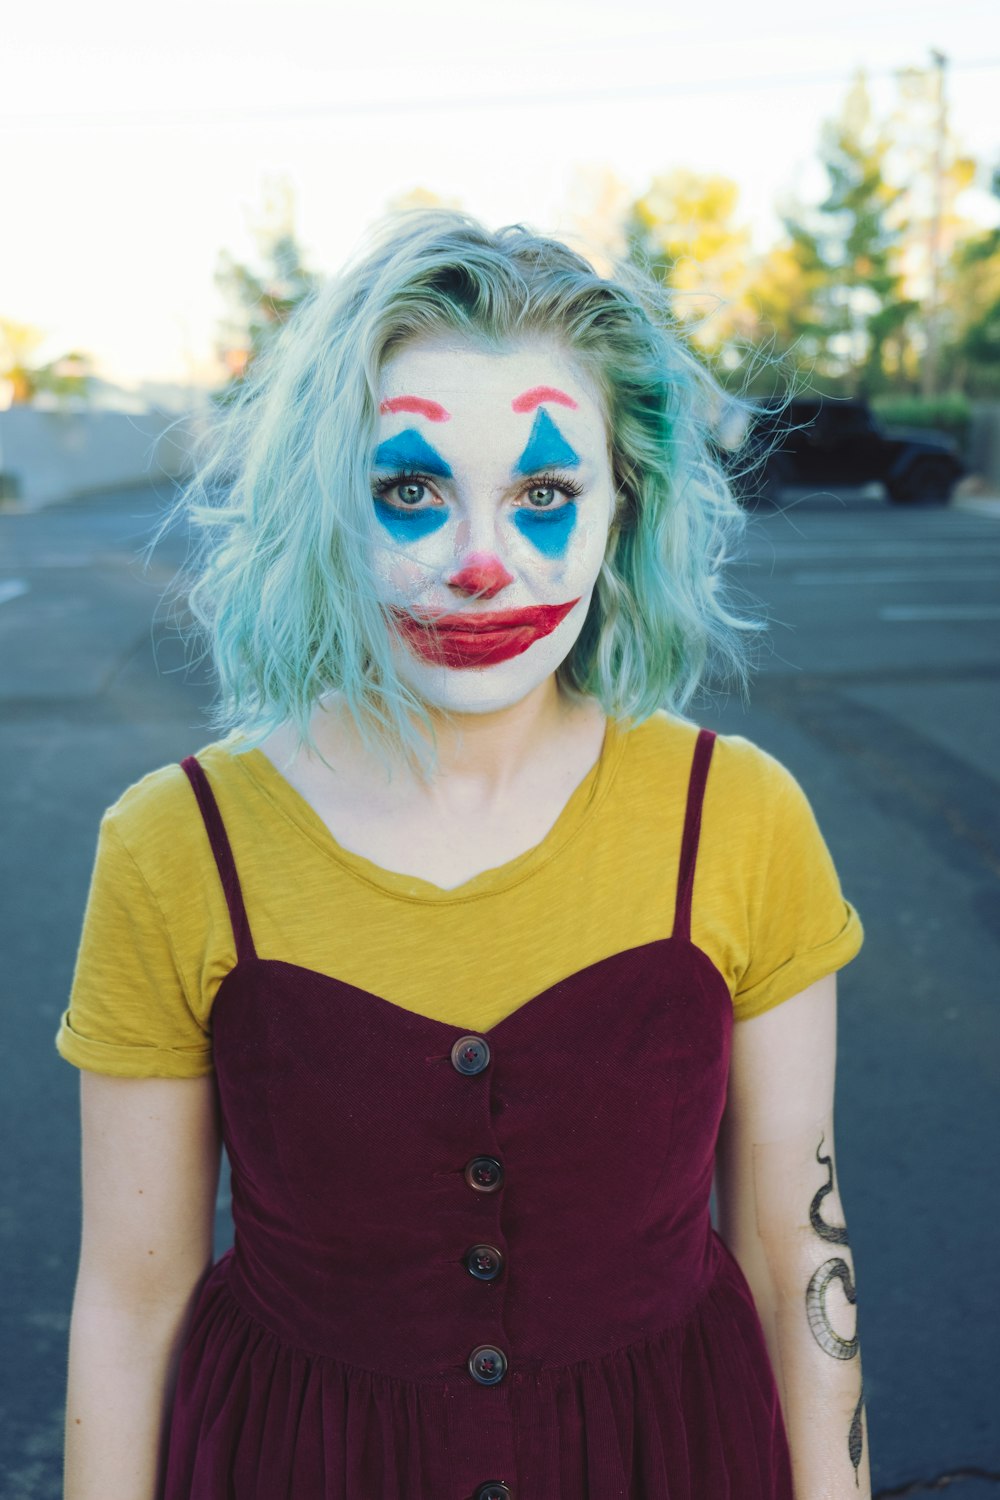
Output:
[525, 485, 562, 508]
[394, 480, 429, 506]
[372, 470, 449, 541]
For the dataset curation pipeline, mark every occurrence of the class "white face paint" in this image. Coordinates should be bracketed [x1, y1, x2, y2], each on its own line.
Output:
[370, 334, 617, 715]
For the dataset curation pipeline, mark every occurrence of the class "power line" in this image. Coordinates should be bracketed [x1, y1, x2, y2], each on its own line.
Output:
[3, 56, 1000, 130]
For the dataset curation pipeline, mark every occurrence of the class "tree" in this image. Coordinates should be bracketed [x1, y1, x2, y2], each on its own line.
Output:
[214, 182, 470, 393]
[777, 71, 916, 396]
[624, 168, 757, 358]
[215, 178, 320, 388]
[945, 212, 1000, 393]
[883, 60, 981, 392]
[0, 320, 92, 406]
[740, 230, 837, 386]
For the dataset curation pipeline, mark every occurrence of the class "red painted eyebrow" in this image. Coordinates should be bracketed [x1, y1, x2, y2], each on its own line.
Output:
[379, 395, 451, 421]
[511, 386, 578, 414]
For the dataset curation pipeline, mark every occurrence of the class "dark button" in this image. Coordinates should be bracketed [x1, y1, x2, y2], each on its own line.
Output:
[474, 1484, 513, 1500]
[464, 1155, 504, 1192]
[468, 1344, 508, 1385]
[451, 1035, 491, 1075]
[464, 1243, 504, 1280]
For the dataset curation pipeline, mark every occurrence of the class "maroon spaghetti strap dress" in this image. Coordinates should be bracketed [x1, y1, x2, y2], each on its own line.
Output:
[164, 727, 794, 1500]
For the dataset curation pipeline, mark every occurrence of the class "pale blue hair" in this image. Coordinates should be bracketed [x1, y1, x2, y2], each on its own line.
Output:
[155, 208, 778, 772]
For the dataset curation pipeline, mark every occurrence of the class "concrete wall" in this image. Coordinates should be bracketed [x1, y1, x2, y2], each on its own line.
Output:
[0, 407, 198, 509]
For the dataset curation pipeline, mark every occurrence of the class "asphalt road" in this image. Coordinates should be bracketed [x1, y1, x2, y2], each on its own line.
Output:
[1, 483, 998, 1498]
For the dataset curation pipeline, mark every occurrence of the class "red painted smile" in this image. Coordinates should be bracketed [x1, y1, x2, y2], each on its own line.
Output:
[391, 600, 581, 669]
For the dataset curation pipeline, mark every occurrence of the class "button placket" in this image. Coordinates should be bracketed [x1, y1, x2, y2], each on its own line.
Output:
[450, 1033, 511, 1396]
[464, 1155, 503, 1192]
[467, 1343, 508, 1385]
[451, 1032, 515, 1500]
[450, 1034, 491, 1076]
[464, 1243, 504, 1280]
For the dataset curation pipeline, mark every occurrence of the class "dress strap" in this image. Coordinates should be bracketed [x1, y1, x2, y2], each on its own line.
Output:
[671, 727, 717, 943]
[180, 754, 258, 963]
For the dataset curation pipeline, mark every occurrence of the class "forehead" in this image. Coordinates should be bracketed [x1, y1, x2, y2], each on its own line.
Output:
[377, 335, 606, 431]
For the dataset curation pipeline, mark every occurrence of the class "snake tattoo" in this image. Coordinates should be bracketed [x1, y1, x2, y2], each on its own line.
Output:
[806, 1136, 865, 1486]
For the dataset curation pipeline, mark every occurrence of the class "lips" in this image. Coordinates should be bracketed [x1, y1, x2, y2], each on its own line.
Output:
[391, 600, 581, 668]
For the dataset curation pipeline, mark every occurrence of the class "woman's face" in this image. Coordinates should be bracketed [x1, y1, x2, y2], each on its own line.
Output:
[370, 333, 617, 715]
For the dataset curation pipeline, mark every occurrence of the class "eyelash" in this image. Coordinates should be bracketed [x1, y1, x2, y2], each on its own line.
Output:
[371, 468, 584, 507]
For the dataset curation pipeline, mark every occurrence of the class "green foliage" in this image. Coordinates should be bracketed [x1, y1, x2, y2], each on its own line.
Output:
[0, 320, 92, 405]
[778, 72, 913, 395]
[215, 209, 320, 396]
[621, 66, 1000, 402]
[871, 390, 972, 448]
[959, 295, 1000, 367]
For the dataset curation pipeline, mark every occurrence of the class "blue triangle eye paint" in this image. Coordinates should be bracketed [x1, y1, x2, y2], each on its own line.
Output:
[373, 429, 453, 477]
[513, 502, 577, 556]
[372, 427, 452, 540]
[513, 409, 580, 475]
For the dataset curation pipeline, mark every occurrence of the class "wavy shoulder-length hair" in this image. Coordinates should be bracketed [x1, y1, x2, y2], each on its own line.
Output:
[158, 208, 774, 773]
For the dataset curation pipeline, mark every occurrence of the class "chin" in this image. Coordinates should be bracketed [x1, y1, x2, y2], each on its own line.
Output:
[394, 616, 584, 717]
[420, 679, 545, 717]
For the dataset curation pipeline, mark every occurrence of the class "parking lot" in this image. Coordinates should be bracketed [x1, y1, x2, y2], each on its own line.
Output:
[1, 483, 998, 1497]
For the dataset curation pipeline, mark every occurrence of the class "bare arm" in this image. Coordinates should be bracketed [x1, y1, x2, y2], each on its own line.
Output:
[715, 973, 872, 1499]
[63, 1071, 223, 1500]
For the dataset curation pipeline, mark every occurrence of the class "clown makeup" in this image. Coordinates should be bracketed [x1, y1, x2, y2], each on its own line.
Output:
[369, 335, 618, 716]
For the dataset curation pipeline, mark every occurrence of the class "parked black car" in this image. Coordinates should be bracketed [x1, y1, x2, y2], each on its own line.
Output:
[728, 396, 965, 505]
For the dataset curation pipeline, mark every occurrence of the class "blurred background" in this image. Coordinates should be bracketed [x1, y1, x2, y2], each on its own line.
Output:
[2, 2, 998, 1496]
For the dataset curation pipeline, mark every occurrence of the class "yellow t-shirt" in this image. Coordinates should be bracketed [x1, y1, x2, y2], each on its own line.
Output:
[55, 711, 863, 1080]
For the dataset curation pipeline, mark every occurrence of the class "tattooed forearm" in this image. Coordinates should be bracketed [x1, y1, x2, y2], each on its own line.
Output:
[806, 1135, 866, 1486]
[849, 1379, 865, 1479]
[805, 1257, 859, 1359]
[809, 1140, 848, 1244]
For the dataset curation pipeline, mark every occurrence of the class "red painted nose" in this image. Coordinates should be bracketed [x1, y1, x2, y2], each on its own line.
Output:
[447, 553, 515, 600]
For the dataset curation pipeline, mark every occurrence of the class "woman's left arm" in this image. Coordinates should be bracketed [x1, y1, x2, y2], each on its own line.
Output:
[715, 971, 872, 1499]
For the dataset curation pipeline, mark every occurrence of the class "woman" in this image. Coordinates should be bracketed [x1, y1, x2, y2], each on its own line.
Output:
[58, 210, 869, 1499]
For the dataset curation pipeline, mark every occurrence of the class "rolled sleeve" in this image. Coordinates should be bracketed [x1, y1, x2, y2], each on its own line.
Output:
[733, 761, 864, 1022]
[55, 814, 214, 1078]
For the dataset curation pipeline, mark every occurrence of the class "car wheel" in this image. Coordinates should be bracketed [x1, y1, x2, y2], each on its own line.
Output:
[888, 457, 958, 504]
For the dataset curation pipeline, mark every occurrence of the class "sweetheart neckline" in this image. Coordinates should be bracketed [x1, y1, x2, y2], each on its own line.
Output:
[208, 935, 732, 1044]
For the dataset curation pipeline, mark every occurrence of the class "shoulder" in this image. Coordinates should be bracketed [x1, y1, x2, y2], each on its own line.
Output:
[99, 734, 248, 867]
[619, 711, 803, 813]
[710, 730, 806, 817]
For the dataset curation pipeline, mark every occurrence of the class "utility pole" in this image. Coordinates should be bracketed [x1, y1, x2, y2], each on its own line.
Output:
[921, 48, 948, 397]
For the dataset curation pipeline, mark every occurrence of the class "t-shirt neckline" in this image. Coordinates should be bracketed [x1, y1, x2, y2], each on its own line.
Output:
[225, 714, 629, 904]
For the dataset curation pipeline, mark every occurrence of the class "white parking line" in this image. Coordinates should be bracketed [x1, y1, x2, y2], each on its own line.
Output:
[794, 569, 1000, 585]
[879, 605, 1000, 622]
[748, 543, 1000, 560]
[0, 579, 29, 606]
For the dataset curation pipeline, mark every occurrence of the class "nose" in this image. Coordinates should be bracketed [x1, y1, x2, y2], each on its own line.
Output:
[446, 552, 515, 601]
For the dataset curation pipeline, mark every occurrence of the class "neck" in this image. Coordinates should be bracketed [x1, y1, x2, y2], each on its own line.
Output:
[314, 679, 603, 803]
[417, 678, 576, 792]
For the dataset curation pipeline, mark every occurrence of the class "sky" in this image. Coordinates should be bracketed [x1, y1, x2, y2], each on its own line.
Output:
[2, 0, 999, 396]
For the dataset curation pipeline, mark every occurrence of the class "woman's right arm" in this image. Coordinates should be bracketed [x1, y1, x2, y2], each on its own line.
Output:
[63, 1071, 223, 1500]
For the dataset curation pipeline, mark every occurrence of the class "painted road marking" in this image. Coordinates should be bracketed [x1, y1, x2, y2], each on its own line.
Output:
[879, 605, 1000, 622]
[0, 579, 29, 606]
[793, 569, 1000, 585]
[748, 543, 1000, 561]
